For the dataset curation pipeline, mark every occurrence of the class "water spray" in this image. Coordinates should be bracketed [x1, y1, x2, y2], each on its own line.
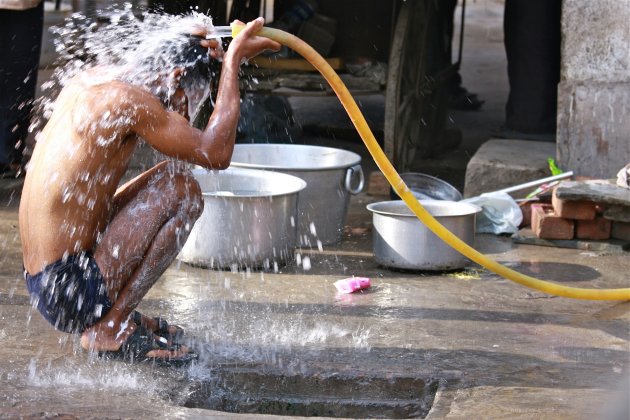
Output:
[229, 23, 629, 301]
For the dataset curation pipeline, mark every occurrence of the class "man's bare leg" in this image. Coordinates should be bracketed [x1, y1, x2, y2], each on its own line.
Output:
[80, 161, 203, 359]
[112, 162, 191, 337]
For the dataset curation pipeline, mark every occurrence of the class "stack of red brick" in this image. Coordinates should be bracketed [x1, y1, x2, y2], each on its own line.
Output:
[527, 188, 629, 241]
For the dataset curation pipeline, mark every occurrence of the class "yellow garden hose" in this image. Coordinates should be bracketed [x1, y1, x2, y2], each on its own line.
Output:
[232, 24, 630, 301]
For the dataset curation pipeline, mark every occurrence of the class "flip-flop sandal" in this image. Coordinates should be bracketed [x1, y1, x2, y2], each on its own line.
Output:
[132, 311, 186, 344]
[97, 325, 197, 367]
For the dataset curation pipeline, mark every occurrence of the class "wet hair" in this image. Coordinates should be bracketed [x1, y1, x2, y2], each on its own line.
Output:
[142, 35, 215, 108]
[169, 36, 212, 90]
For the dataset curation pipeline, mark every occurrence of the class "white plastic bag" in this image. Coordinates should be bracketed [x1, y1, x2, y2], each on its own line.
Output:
[462, 191, 523, 235]
[616, 163, 630, 188]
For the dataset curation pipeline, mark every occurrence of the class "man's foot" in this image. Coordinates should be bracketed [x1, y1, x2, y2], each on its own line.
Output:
[82, 324, 197, 366]
[448, 86, 484, 111]
[133, 311, 186, 344]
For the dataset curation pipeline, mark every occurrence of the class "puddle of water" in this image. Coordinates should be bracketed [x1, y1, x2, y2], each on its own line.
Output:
[502, 261, 601, 282]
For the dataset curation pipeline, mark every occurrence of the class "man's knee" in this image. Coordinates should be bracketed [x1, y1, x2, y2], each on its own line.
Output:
[182, 173, 203, 219]
[172, 169, 203, 219]
[153, 161, 203, 218]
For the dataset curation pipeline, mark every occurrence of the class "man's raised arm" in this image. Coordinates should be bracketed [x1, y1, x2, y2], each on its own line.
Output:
[132, 17, 280, 169]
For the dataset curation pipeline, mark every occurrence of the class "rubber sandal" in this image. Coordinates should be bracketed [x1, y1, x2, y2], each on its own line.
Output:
[96, 325, 197, 367]
[132, 311, 186, 344]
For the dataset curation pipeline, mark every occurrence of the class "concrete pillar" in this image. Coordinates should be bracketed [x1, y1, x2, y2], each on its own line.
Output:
[557, 0, 630, 178]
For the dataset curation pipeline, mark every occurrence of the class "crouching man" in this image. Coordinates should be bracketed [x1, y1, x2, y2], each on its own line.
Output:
[19, 17, 279, 364]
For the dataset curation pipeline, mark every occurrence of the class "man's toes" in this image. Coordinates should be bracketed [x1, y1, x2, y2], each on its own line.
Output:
[146, 347, 194, 361]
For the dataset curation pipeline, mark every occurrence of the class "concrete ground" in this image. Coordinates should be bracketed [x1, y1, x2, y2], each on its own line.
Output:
[1, 168, 629, 419]
[1, 1, 629, 419]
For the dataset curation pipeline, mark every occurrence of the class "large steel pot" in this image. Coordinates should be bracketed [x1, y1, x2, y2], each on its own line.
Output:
[230, 144, 364, 246]
[178, 168, 306, 270]
[366, 200, 481, 271]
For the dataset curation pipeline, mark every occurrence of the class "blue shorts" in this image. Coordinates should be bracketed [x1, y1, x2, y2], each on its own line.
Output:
[25, 252, 112, 333]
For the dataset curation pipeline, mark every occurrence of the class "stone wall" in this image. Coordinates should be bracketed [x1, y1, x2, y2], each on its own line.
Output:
[557, 0, 630, 178]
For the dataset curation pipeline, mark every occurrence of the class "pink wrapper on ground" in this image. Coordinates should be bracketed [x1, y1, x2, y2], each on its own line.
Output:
[334, 277, 371, 294]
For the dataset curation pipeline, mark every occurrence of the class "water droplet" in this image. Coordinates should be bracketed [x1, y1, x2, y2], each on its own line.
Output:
[302, 256, 311, 271]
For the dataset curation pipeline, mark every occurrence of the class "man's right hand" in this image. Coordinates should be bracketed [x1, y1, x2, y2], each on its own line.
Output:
[227, 17, 281, 63]
[189, 25, 224, 60]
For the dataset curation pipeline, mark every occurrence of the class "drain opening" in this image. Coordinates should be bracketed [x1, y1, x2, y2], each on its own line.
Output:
[185, 370, 439, 418]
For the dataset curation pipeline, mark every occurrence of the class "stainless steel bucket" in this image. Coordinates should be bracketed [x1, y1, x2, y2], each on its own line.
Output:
[178, 168, 307, 270]
[230, 144, 364, 246]
[366, 200, 481, 271]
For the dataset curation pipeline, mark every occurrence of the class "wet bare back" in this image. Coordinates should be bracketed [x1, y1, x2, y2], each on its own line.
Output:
[20, 77, 140, 274]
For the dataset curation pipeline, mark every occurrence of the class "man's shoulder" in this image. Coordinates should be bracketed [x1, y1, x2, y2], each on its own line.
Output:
[73, 79, 151, 113]
[84, 79, 144, 96]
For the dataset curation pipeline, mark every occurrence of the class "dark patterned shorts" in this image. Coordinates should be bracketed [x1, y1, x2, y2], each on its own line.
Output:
[25, 252, 112, 333]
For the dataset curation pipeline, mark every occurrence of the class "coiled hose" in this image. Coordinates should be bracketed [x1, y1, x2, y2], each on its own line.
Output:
[232, 24, 630, 301]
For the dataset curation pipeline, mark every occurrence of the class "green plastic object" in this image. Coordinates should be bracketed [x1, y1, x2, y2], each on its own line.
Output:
[547, 158, 563, 176]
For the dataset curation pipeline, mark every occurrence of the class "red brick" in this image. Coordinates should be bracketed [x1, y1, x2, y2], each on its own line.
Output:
[531, 203, 575, 240]
[552, 189, 596, 220]
[575, 217, 612, 240]
[519, 202, 533, 228]
[520, 199, 552, 228]
[611, 221, 630, 241]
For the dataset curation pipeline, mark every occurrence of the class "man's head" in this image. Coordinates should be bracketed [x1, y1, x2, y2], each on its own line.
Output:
[171, 36, 212, 85]
[152, 34, 221, 118]
[154, 39, 203, 115]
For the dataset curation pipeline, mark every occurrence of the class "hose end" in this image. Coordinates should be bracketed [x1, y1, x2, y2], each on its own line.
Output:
[231, 22, 245, 38]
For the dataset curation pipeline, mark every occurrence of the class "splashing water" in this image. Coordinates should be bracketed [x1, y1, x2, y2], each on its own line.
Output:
[27, 357, 156, 392]
[32, 5, 223, 135]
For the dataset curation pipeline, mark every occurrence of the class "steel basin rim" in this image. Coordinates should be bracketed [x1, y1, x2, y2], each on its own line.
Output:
[231, 144, 362, 171]
[367, 200, 482, 218]
[192, 167, 307, 197]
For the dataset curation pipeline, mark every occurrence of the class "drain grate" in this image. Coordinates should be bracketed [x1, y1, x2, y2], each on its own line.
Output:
[185, 369, 439, 418]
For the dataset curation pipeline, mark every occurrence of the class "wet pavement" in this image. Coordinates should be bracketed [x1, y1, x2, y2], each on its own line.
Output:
[1, 175, 629, 419]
